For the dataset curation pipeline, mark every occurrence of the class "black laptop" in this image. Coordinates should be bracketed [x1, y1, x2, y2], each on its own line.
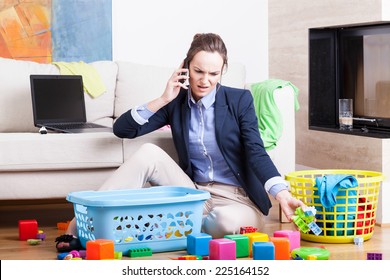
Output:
[30, 74, 112, 133]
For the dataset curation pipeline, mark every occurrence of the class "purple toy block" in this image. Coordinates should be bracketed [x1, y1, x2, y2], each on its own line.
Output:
[252, 242, 275, 260]
[367, 252, 382, 260]
[187, 233, 212, 256]
[273, 230, 300, 251]
[209, 238, 236, 260]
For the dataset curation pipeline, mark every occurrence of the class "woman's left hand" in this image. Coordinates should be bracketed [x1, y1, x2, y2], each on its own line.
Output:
[275, 189, 306, 222]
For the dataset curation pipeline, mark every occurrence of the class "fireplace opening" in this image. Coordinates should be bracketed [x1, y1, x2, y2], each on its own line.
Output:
[309, 21, 390, 138]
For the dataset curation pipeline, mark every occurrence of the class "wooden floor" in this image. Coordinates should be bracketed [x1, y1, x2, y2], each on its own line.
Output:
[0, 200, 389, 260]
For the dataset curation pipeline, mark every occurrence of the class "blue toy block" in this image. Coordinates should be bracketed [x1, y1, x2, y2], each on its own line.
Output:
[187, 233, 212, 256]
[252, 242, 275, 260]
[308, 221, 323, 236]
[354, 236, 363, 246]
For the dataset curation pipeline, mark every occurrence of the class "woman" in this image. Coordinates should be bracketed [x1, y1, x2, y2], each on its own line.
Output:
[56, 33, 304, 252]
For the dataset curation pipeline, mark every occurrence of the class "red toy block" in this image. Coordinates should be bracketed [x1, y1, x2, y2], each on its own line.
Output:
[209, 238, 236, 260]
[86, 239, 115, 260]
[240, 226, 257, 234]
[19, 220, 38, 241]
[269, 237, 290, 260]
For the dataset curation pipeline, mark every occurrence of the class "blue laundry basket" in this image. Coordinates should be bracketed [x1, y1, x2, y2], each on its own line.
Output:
[67, 186, 210, 254]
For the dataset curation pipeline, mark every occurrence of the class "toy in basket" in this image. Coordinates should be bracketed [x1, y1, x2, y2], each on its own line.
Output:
[66, 186, 210, 254]
[286, 169, 384, 244]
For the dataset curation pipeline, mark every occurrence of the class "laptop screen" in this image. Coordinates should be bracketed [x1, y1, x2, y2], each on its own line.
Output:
[30, 75, 86, 125]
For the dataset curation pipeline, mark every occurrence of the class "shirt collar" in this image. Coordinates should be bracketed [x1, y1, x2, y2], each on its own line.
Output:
[187, 86, 217, 109]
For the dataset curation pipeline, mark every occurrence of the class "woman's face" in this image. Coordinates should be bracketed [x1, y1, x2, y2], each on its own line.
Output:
[188, 50, 224, 101]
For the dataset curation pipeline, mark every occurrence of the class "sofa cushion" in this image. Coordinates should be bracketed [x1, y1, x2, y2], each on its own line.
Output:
[0, 58, 118, 132]
[114, 61, 175, 118]
[0, 132, 123, 171]
[84, 61, 118, 127]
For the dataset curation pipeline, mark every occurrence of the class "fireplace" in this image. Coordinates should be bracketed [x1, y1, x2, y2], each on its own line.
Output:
[309, 21, 390, 138]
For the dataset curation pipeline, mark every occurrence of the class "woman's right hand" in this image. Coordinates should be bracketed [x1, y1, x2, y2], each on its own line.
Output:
[145, 66, 189, 113]
[161, 67, 189, 103]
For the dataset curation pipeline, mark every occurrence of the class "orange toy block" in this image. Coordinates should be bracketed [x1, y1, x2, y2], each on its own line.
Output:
[57, 221, 70, 231]
[243, 232, 268, 257]
[269, 237, 290, 260]
[86, 239, 115, 260]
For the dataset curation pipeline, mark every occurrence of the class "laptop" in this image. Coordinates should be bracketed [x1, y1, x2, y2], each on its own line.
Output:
[30, 74, 112, 133]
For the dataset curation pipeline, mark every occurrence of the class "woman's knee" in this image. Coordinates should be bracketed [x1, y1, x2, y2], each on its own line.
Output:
[202, 205, 264, 238]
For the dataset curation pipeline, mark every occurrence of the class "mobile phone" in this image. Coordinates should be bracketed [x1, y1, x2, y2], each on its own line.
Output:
[180, 59, 189, 86]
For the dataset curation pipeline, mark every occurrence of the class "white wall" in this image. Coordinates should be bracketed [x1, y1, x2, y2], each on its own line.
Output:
[383, 0, 390, 20]
[112, 0, 268, 83]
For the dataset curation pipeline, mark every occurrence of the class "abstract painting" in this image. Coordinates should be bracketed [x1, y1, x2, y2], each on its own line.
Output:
[0, 0, 112, 63]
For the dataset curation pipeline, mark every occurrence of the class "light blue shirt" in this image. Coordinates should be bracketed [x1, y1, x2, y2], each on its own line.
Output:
[187, 88, 240, 186]
[132, 89, 287, 198]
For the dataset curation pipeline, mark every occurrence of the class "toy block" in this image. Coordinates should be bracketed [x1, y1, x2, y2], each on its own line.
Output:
[269, 237, 290, 260]
[128, 248, 153, 258]
[224, 234, 250, 258]
[367, 252, 382, 260]
[187, 233, 212, 256]
[27, 239, 41, 245]
[252, 242, 275, 260]
[209, 238, 236, 260]
[354, 236, 364, 246]
[18, 219, 38, 241]
[292, 216, 310, 233]
[243, 232, 268, 256]
[308, 221, 323, 236]
[57, 221, 70, 231]
[128, 248, 152, 258]
[86, 239, 115, 260]
[36, 231, 46, 240]
[239, 226, 257, 234]
[273, 230, 300, 251]
[178, 255, 197, 260]
[57, 252, 71, 260]
[79, 250, 87, 259]
[114, 251, 123, 260]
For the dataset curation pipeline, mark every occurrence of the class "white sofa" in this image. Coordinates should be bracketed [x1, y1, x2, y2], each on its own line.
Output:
[0, 57, 295, 201]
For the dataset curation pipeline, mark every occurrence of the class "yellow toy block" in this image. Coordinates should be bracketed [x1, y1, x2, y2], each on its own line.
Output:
[243, 232, 268, 256]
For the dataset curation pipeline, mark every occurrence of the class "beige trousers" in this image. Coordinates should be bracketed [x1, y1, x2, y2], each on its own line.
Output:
[99, 143, 265, 238]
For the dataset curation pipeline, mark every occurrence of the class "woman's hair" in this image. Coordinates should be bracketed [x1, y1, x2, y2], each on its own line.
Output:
[184, 33, 228, 70]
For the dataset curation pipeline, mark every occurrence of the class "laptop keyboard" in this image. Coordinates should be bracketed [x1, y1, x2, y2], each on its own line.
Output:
[50, 123, 105, 129]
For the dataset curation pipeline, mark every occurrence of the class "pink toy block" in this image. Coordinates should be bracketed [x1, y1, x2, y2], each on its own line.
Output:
[18, 220, 38, 241]
[209, 238, 236, 260]
[187, 233, 212, 256]
[273, 230, 300, 251]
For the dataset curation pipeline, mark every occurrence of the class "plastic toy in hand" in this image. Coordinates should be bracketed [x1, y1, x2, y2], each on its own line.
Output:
[292, 206, 322, 236]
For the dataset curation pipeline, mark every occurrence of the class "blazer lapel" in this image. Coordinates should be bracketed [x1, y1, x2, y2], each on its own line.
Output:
[180, 95, 191, 152]
[215, 86, 228, 143]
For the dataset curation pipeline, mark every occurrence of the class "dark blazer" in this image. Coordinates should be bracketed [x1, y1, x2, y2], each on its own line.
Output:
[113, 85, 280, 215]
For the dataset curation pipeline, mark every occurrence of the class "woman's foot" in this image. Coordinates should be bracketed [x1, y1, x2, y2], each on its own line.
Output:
[55, 234, 82, 252]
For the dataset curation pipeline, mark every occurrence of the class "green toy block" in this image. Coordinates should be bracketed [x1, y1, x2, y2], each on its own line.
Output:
[114, 251, 123, 259]
[224, 234, 250, 258]
[292, 216, 310, 233]
[128, 248, 152, 258]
